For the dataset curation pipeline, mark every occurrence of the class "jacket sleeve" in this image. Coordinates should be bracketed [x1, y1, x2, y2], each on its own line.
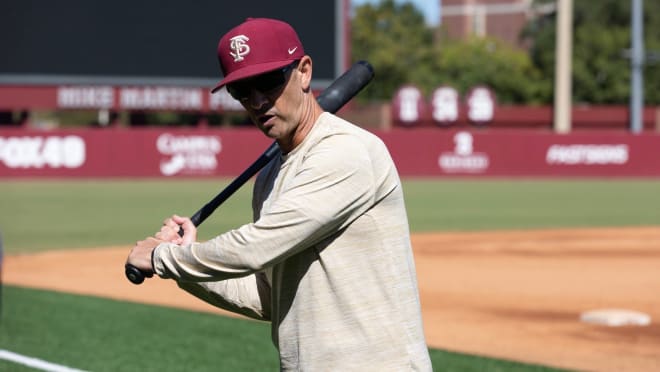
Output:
[175, 271, 271, 321]
[152, 133, 379, 282]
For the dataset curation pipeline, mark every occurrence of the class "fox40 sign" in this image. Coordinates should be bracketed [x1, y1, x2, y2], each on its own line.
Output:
[0, 135, 85, 169]
[393, 85, 496, 126]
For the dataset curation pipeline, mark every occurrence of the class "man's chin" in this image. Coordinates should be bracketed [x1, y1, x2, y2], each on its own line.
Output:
[260, 126, 279, 139]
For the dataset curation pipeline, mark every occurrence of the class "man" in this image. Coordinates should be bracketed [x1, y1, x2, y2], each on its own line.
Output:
[127, 17, 431, 371]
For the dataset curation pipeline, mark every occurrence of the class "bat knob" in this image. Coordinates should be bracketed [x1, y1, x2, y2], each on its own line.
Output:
[125, 264, 152, 285]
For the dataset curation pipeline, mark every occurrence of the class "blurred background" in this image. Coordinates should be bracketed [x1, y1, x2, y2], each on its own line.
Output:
[1, 0, 659, 179]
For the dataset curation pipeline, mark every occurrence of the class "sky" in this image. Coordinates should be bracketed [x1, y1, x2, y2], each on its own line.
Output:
[351, 0, 441, 26]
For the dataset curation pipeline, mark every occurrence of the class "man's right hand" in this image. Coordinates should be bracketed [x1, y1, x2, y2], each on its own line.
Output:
[156, 214, 197, 245]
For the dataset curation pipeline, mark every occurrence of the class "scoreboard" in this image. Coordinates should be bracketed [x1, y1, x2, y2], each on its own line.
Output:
[0, 0, 346, 88]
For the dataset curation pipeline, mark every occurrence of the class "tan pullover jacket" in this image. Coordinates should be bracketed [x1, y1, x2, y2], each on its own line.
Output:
[153, 112, 432, 371]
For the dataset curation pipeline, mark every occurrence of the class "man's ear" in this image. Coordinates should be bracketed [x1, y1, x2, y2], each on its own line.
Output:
[298, 56, 313, 92]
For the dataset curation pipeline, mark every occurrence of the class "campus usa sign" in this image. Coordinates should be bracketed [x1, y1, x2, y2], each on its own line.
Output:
[0, 129, 659, 177]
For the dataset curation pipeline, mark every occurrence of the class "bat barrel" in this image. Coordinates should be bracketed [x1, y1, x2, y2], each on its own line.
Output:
[317, 61, 374, 113]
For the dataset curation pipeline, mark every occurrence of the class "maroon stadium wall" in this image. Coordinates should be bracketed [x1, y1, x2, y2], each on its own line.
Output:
[1, 128, 659, 178]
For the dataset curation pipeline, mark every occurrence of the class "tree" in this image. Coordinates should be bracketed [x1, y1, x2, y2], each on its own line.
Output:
[430, 37, 550, 104]
[524, 0, 660, 104]
[351, 0, 549, 104]
[350, 0, 433, 101]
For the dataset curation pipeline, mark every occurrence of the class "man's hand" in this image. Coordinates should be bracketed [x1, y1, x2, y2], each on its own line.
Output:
[125, 214, 197, 275]
[156, 214, 197, 245]
[126, 236, 162, 274]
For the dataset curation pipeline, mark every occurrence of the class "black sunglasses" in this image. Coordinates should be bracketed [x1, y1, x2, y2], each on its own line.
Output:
[227, 60, 300, 102]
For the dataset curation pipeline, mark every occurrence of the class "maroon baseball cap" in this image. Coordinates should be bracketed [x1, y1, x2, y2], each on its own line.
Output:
[211, 18, 305, 93]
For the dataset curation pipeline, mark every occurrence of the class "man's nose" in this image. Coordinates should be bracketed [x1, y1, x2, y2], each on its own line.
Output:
[246, 89, 270, 110]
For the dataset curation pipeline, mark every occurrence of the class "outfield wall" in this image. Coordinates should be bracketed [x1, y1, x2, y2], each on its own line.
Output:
[1, 128, 659, 178]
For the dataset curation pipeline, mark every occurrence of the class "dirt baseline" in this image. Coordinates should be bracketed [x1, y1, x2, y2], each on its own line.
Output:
[5, 227, 660, 371]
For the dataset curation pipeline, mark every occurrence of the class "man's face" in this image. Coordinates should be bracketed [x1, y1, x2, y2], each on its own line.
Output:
[227, 61, 303, 141]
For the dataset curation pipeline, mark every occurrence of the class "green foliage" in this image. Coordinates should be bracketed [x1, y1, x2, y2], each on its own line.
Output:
[431, 37, 550, 104]
[351, 0, 434, 101]
[573, 23, 630, 103]
[525, 0, 660, 104]
[351, 0, 548, 103]
[352, 0, 660, 105]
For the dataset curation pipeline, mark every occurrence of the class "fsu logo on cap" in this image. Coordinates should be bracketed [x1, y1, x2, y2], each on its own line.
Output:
[212, 18, 305, 93]
[229, 35, 250, 62]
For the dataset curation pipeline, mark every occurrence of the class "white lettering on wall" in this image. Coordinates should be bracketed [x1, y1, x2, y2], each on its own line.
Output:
[57, 86, 114, 108]
[546, 145, 629, 165]
[431, 87, 459, 123]
[120, 88, 203, 110]
[398, 87, 422, 123]
[0, 136, 86, 168]
[438, 131, 489, 173]
[466, 86, 494, 123]
[156, 133, 222, 176]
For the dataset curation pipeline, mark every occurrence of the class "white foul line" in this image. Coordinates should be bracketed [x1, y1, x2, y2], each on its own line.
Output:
[0, 349, 88, 372]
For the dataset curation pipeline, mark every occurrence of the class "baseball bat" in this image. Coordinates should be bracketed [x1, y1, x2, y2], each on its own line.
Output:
[125, 60, 375, 284]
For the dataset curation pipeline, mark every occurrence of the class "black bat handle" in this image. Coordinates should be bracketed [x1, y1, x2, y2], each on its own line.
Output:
[124, 145, 281, 284]
[125, 264, 152, 284]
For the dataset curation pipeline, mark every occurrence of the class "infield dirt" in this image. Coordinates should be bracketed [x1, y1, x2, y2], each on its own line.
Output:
[5, 226, 660, 371]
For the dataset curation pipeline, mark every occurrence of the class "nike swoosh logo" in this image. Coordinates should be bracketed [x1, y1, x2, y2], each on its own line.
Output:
[288, 47, 298, 55]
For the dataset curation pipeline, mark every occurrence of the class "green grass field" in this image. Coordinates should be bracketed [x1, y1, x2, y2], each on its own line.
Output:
[0, 286, 565, 372]
[2, 178, 659, 371]
[2, 179, 659, 253]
